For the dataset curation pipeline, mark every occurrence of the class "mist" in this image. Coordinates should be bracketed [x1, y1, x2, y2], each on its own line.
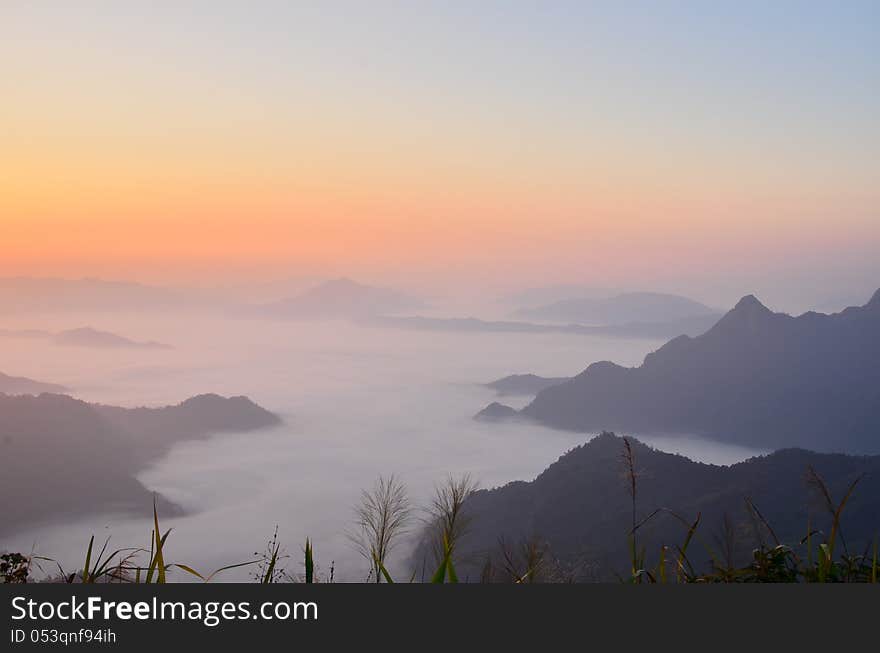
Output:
[0, 295, 770, 581]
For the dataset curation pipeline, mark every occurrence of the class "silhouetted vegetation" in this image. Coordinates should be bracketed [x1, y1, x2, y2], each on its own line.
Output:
[3, 435, 876, 584]
[349, 474, 412, 583]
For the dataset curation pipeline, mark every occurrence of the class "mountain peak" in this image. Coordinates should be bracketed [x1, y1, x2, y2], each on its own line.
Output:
[732, 294, 769, 312]
[724, 294, 773, 321]
[867, 288, 880, 308]
[695, 293, 778, 338]
[474, 402, 519, 421]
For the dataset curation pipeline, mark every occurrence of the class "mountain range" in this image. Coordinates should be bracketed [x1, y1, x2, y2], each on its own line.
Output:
[501, 285, 617, 308]
[0, 371, 68, 395]
[484, 374, 569, 396]
[488, 289, 880, 453]
[259, 278, 424, 319]
[0, 393, 281, 536]
[365, 312, 718, 340]
[0, 275, 338, 314]
[0, 326, 171, 349]
[444, 433, 880, 581]
[514, 291, 719, 325]
[54, 327, 171, 349]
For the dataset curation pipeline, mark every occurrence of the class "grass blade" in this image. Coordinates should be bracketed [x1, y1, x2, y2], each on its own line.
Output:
[447, 557, 459, 584]
[153, 503, 166, 584]
[173, 564, 205, 581]
[82, 536, 94, 584]
[376, 558, 395, 584]
[430, 556, 448, 584]
[304, 538, 314, 584]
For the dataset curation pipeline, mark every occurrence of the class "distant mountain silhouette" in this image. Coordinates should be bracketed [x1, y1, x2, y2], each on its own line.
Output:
[94, 394, 280, 453]
[515, 291, 718, 325]
[508, 290, 880, 453]
[0, 275, 345, 314]
[260, 278, 423, 319]
[365, 315, 566, 333]
[0, 277, 198, 314]
[54, 327, 172, 350]
[485, 374, 569, 396]
[440, 433, 880, 581]
[501, 285, 616, 308]
[365, 313, 717, 339]
[474, 402, 519, 421]
[0, 326, 171, 349]
[0, 371, 67, 395]
[0, 393, 281, 536]
[578, 314, 720, 339]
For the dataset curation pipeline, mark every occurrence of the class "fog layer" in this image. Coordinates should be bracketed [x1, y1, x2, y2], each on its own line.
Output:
[2, 311, 765, 580]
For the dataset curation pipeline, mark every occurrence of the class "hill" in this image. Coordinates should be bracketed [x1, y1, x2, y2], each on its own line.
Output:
[366, 313, 717, 339]
[512, 290, 880, 453]
[0, 371, 67, 395]
[485, 374, 569, 396]
[0, 393, 281, 536]
[260, 278, 423, 319]
[515, 291, 718, 325]
[54, 327, 171, 349]
[444, 433, 880, 581]
[474, 402, 520, 421]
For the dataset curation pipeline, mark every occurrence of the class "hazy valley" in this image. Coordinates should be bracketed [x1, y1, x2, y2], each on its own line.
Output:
[1, 277, 878, 582]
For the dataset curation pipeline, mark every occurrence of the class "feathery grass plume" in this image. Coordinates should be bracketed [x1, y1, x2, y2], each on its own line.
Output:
[621, 437, 638, 531]
[426, 474, 478, 576]
[349, 474, 412, 583]
[620, 436, 645, 582]
[495, 535, 550, 583]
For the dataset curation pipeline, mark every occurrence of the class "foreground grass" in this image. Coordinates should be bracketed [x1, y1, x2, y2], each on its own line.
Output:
[2, 441, 877, 584]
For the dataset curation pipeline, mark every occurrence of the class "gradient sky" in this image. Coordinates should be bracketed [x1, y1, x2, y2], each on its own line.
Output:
[2, 1, 878, 304]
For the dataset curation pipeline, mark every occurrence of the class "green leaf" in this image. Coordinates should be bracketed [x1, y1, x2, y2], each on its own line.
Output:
[147, 501, 171, 584]
[82, 536, 94, 584]
[377, 559, 395, 584]
[304, 538, 314, 584]
[199, 560, 261, 583]
[430, 557, 448, 584]
[447, 557, 459, 584]
[173, 564, 205, 581]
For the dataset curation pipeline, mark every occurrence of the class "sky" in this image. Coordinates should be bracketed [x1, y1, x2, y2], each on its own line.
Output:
[1, 1, 878, 305]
